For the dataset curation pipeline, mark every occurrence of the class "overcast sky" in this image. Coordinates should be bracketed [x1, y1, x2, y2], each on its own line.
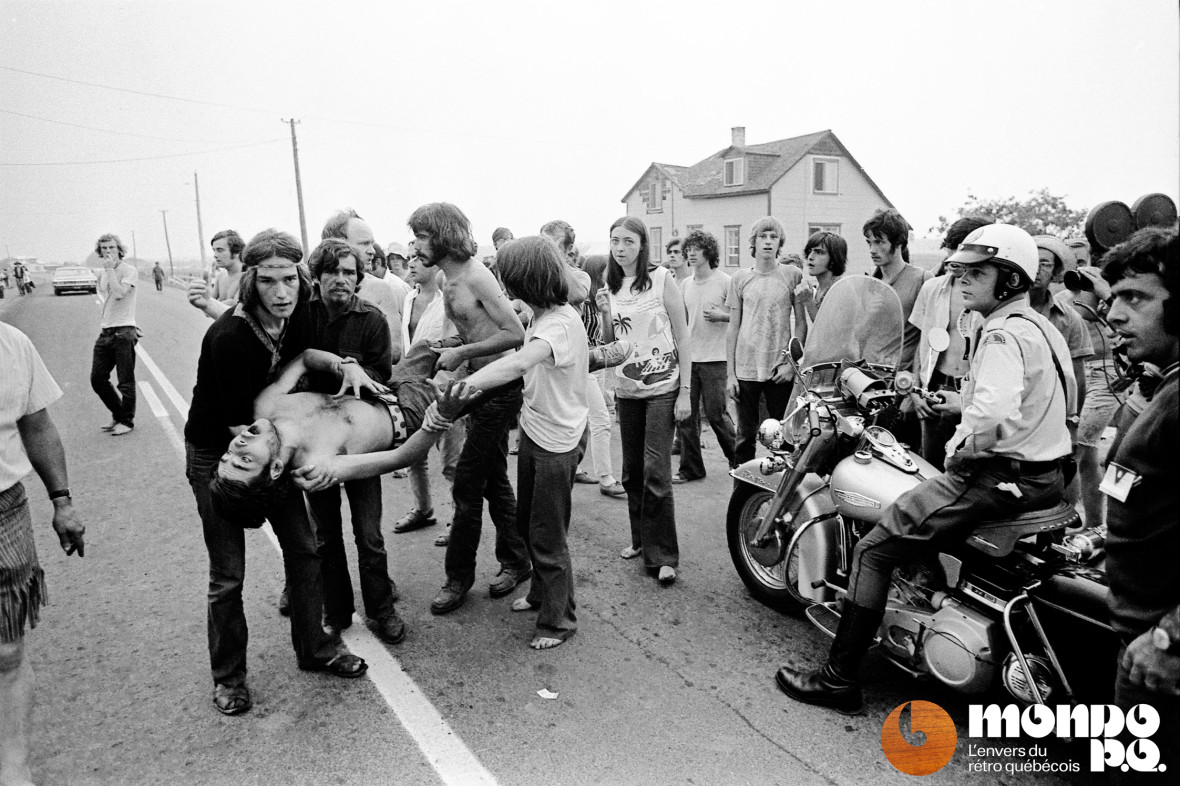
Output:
[1, 0, 1177, 265]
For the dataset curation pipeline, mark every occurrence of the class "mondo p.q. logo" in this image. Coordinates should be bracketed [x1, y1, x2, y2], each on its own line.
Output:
[880, 701, 957, 776]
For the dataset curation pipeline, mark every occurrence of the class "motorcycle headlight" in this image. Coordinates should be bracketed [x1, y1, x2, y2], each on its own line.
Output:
[758, 418, 784, 450]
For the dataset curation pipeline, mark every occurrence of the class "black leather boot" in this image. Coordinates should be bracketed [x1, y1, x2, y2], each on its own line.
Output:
[775, 602, 884, 715]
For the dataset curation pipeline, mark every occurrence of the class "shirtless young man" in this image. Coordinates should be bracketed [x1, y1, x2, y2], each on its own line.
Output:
[408, 202, 531, 615]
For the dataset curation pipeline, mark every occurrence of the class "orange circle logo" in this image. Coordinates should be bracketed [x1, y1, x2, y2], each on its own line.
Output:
[880, 701, 957, 776]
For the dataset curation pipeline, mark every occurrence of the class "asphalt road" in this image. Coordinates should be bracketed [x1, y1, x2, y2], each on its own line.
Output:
[1, 281, 1096, 785]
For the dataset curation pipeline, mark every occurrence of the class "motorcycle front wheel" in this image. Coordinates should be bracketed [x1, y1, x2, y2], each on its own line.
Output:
[726, 483, 805, 612]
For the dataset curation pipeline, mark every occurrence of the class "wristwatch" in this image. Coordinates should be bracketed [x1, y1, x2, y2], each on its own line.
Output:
[1151, 625, 1179, 655]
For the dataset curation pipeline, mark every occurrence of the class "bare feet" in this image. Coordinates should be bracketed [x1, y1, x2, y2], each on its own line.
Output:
[620, 546, 641, 559]
[658, 566, 676, 584]
[511, 597, 539, 612]
[529, 635, 566, 650]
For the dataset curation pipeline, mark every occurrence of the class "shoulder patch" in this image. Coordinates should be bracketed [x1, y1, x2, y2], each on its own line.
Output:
[983, 332, 1007, 346]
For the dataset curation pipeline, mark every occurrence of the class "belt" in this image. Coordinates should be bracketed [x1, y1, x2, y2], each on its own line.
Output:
[979, 456, 1061, 475]
[101, 325, 136, 333]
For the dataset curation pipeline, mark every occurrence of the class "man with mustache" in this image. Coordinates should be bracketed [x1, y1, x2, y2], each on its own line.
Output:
[300, 237, 404, 646]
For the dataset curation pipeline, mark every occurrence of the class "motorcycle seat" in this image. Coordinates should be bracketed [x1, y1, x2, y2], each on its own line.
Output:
[966, 502, 1080, 558]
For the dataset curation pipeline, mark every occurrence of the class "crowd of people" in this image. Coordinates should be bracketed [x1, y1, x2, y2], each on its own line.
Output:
[0, 196, 1175, 782]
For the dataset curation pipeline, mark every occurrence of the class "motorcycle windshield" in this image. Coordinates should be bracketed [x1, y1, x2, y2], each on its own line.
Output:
[801, 276, 904, 378]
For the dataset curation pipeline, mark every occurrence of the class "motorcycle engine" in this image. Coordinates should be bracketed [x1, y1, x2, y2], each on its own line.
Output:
[882, 564, 1005, 695]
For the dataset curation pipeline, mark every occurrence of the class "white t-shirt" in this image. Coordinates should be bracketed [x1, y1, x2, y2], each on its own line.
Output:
[681, 271, 730, 364]
[520, 305, 589, 453]
[98, 262, 138, 328]
[0, 323, 63, 491]
[726, 265, 800, 381]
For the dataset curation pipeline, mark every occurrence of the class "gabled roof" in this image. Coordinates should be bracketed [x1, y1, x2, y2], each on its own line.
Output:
[622, 129, 894, 208]
[622, 162, 690, 202]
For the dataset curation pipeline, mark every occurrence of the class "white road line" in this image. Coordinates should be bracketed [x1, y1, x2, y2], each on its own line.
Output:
[135, 345, 190, 419]
[138, 381, 186, 457]
[139, 345, 498, 786]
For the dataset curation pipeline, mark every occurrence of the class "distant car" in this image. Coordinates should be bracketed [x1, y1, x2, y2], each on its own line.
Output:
[52, 266, 98, 295]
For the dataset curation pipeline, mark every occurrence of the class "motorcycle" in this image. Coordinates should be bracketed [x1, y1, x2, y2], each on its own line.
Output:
[726, 276, 1119, 705]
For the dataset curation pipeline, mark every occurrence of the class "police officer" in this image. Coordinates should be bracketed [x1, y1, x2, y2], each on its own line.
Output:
[776, 223, 1076, 715]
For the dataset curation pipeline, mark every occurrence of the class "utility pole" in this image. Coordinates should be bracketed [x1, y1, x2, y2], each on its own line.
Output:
[160, 209, 174, 277]
[194, 170, 207, 271]
[282, 118, 309, 253]
[131, 231, 137, 261]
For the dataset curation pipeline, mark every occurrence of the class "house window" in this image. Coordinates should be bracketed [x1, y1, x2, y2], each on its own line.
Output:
[648, 177, 663, 213]
[724, 226, 741, 267]
[687, 224, 703, 232]
[808, 224, 841, 236]
[650, 227, 662, 263]
[723, 158, 745, 187]
[813, 158, 839, 194]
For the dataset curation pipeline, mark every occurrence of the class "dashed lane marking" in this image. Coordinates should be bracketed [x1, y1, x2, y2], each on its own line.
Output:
[138, 381, 186, 457]
[135, 345, 190, 420]
[136, 343, 500, 786]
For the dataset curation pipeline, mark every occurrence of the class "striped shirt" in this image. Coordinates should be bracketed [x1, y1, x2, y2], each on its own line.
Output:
[0, 323, 63, 491]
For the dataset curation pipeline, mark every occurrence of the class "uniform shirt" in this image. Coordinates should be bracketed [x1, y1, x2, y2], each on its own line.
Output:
[520, 305, 589, 453]
[726, 265, 801, 381]
[947, 298, 1075, 463]
[0, 323, 63, 491]
[1055, 288, 1112, 362]
[681, 271, 730, 364]
[1105, 364, 1180, 642]
[98, 261, 138, 328]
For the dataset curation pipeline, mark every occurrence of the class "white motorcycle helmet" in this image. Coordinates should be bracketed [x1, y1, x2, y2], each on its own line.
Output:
[945, 223, 1039, 292]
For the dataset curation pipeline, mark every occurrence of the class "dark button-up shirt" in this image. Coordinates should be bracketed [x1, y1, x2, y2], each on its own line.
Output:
[306, 294, 393, 393]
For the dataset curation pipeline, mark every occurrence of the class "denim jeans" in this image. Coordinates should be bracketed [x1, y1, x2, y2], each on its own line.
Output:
[1112, 644, 1180, 784]
[186, 443, 339, 682]
[445, 381, 529, 584]
[734, 379, 792, 464]
[580, 370, 614, 480]
[517, 430, 585, 639]
[617, 391, 680, 569]
[409, 417, 466, 513]
[308, 476, 396, 626]
[676, 361, 737, 479]
[91, 326, 137, 427]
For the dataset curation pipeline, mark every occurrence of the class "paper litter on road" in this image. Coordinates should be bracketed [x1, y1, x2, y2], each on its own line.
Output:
[537, 689, 559, 700]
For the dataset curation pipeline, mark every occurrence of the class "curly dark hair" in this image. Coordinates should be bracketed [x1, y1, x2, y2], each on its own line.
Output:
[1102, 226, 1179, 337]
[681, 230, 719, 268]
[308, 237, 366, 288]
[208, 464, 287, 529]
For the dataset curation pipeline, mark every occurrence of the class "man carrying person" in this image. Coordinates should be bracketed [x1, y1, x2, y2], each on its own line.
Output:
[0, 321, 86, 785]
[674, 229, 736, 483]
[1095, 228, 1180, 781]
[726, 216, 802, 464]
[184, 229, 366, 718]
[410, 203, 530, 614]
[91, 233, 138, 437]
[188, 229, 246, 320]
[298, 237, 404, 645]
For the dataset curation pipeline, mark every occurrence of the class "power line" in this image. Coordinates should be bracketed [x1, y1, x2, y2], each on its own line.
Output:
[0, 139, 282, 166]
[0, 64, 280, 116]
[0, 107, 249, 144]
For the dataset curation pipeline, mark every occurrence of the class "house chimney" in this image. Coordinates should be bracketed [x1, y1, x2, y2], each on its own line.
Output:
[731, 126, 746, 147]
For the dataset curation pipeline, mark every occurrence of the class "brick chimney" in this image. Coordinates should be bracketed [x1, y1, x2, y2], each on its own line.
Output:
[731, 126, 746, 147]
